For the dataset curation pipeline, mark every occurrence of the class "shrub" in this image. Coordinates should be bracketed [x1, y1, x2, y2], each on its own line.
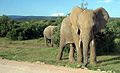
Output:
[6, 24, 45, 40]
[95, 18, 120, 55]
[95, 31, 115, 55]
[6, 27, 24, 40]
[6, 29, 18, 40]
[0, 15, 18, 37]
[53, 24, 60, 47]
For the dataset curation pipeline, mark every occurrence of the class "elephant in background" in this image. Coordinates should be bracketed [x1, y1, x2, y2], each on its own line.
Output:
[57, 6, 109, 67]
[43, 25, 57, 47]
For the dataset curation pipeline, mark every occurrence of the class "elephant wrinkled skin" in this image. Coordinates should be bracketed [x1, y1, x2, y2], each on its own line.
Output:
[43, 25, 57, 47]
[56, 16, 80, 63]
[57, 6, 109, 67]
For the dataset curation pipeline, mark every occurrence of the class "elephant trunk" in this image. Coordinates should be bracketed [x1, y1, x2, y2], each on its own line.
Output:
[81, 32, 91, 66]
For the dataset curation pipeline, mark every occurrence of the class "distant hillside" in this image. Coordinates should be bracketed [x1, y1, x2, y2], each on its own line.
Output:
[8, 15, 58, 21]
[7, 15, 120, 21]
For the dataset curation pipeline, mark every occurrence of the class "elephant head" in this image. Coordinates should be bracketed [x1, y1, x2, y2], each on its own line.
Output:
[70, 6, 109, 35]
[70, 6, 109, 66]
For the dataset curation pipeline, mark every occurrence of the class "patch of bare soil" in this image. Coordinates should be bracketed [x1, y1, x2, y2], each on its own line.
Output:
[0, 59, 103, 73]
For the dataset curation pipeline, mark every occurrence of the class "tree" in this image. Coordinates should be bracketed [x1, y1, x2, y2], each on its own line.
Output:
[80, 0, 88, 9]
[0, 15, 12, 37]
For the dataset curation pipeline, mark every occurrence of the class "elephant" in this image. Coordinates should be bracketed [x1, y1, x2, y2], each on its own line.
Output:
[56, 16, 78, 63]
[57, 6, 109, 67]
[43, 25, 57, 47]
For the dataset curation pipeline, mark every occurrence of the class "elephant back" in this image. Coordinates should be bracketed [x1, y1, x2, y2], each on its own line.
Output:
[60, 16, 74, 43]
[43, 25, 57, 39]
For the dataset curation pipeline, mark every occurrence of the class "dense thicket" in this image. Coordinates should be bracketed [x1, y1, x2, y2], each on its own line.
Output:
[95, 18, 120, 55]
[0, 15, 63, 40]
[0, 15, 120, 54]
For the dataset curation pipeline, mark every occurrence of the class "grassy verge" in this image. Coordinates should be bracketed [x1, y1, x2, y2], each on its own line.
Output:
[0, 37, 44, 49]
[0, 38, 120, 73]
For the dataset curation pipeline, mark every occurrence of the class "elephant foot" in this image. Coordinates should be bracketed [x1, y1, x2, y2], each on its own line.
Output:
[56, 54, 62, 61]
[81, 65, 88, 70]
[76, 63, 88, 69]
[50, 44, 53, 47]
[69, 58, 75, 63]
[80, 63, 88, 69]
[90, 61, 97, 65]
[56, 57, 61, 61]
[76, 64, 82, 68]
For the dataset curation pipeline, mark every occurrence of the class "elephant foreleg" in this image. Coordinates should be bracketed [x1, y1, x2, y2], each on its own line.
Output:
[75, 42, 82, 64]
[69, 43, 75, 63]
[90, 40, 96, 64]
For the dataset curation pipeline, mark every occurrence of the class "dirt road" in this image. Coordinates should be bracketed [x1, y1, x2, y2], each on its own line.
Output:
[0, 59, 102, 73]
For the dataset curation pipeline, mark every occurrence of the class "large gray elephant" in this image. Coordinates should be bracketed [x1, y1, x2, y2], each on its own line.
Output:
[43, 25, 57, 47]
[57, 6, 109, 67]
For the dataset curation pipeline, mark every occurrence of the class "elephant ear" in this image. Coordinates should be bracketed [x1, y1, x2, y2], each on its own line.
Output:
[93, 7, 109, 34]
[70, 6, 83, 34]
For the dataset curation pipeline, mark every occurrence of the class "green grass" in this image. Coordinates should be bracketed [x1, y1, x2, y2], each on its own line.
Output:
[0, 47, 56, 62]
[0, 37, 44, 49]
[88, 56, 120, 73]
[0, 37, 120, 73]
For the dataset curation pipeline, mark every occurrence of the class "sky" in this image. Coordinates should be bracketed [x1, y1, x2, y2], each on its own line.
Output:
[0, 0, 120, 17]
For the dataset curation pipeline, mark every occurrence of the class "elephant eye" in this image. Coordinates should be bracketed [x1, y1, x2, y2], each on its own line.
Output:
[92, 16, 95, 20]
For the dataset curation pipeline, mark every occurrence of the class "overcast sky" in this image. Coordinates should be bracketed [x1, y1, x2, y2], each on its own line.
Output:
[0, 0, 120, 17]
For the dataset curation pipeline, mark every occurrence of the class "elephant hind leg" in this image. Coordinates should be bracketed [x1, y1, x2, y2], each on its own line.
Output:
[56, 38, 66, 60]
[50, 39, 54, 47]
[44, 36, 47, 46]
[51, 36, 54, 47]
[69, 43, 75, 63]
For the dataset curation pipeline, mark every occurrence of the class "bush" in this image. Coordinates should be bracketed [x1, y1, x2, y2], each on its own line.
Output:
[95, 18, 120, 55]
[6, 29, 18, 40]
[6, 24, 45, 40]
[95, 31, 115, 55]
[0, 15, 11, 37]
[52, 17, 64, 47]
[0, 15, 18, 37]
[6, 27, 24, 40]
[53, 24, 60, 47]
[0, 15, 65, 41]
